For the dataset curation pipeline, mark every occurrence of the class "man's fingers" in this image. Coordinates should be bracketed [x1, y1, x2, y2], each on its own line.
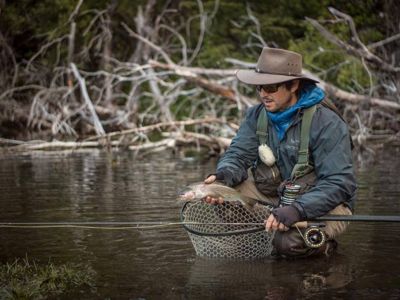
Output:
[265, 214, 290, 232]
[271, 218, 280, 230]
[211, 197, 224, 205]
[204, 175, 216, 184]
[203, 195, 223, 205]
[265, 214, 275, 232]
[204, 196, 212, 203]
[278, 223, 287, 231]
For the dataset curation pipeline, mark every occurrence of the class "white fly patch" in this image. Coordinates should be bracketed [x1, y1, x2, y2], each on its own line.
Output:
[258, 144, 276, 166]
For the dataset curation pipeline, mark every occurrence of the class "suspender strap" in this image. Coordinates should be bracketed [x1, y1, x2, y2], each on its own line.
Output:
[256, 108, 268, 145]
[298, 105, 316, 164]
[291, 105, 316, 179]
[255, 104, 318, 180]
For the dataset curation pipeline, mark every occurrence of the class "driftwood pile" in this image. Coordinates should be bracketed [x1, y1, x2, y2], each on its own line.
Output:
[0, 1, 399, 156]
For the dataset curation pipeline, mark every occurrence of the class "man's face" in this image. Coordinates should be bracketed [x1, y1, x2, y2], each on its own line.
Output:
[257, 80, 299, 112]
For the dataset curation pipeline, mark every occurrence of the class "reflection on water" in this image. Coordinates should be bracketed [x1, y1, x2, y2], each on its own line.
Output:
[185, 254, 355, 299]
[0, 147, 399, 299]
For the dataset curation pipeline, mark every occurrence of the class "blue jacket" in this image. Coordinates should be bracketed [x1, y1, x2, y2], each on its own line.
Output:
[216, 102, 357, 220]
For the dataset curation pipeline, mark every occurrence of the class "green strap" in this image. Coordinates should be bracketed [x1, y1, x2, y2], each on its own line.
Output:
[291, 105, 317, 179]
[256, 105, 317, 180]
[298, 105, 316, 164]
[256, 108, 268, 145]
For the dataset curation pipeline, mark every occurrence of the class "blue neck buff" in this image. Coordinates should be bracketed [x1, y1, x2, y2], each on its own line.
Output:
[267, 83, 325, 140]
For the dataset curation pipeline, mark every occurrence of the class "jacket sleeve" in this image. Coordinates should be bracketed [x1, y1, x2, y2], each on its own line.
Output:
[216, 105, 261, 187]
[292, 107, 357, 219]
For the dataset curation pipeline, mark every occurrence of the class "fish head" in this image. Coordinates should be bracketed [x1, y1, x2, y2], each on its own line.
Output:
[177, 183, 209, 201]
[177, 188, 197, 201]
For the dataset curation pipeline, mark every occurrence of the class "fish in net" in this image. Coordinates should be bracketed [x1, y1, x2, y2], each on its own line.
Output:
[180, 201, 275, 259]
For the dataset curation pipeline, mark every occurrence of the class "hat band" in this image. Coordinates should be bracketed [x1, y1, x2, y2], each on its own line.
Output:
[255, 68, 302, 77]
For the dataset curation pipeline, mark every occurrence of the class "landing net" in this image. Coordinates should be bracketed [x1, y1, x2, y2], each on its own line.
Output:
[180, 201, 275, 259]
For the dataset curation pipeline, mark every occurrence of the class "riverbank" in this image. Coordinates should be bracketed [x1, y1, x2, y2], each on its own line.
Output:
[0, 258, 95, 299]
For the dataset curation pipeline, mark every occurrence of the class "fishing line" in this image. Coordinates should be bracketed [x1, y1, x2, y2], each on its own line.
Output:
[0, 222, 266, 230]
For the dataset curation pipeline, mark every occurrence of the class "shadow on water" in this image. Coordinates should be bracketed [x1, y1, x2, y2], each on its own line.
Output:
[0, 146, 399, 299]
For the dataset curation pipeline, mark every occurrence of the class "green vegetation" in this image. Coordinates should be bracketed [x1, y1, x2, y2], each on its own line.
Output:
[0, 0, 389, 91]
[0, 0, 398, 142]
[0, 258, 96, 299]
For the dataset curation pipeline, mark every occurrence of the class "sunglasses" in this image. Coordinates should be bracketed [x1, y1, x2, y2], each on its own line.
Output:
[256, 83, 282, 93]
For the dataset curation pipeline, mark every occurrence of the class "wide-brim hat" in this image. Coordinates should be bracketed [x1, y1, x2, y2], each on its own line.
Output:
[236, 48, 318, 85]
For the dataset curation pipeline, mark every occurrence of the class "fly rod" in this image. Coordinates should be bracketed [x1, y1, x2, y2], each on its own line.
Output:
[1, 214, 400, 227]
[0, 215, 400, 226]
[294, 214, 400, 228]
[2, 215, 400, 248]
[313, 215, 400, 222]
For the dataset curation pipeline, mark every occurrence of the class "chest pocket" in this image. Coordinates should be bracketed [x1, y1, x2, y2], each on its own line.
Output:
[252, 108, 282, 197]
[279, 136, 300, 171]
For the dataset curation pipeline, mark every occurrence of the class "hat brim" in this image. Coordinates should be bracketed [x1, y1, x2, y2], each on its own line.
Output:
[236, 69, 319, 85]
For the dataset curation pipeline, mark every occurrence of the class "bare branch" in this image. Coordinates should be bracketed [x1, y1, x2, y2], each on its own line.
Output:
[149, 59, 255, 107]
[246, 3, 267, 47]
[368, 33, 400, 50]
[0, 85, 45, 101]
[187, 0, 207, 64]
[70, 63, 105, 135]
[25, 36, 69, 70]
[121, 22, 175, 66]
[84, 117, 224, 141]
[68, 0, 84, 22]
[328, 7, 368, 52]
[159, 24, 188, 65]
[225, 58, 400, 110]
[303, 69, 400, 110]
[149, 59, 236, 76]
[306, 17, 400, 73]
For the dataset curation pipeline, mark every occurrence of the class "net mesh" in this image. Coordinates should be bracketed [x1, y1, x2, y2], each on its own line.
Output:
[180, 201, 275, 259]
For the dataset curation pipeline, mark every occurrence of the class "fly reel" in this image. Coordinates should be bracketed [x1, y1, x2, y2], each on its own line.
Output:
[279, 184, 327, 249]
[304, 225, 326, 248]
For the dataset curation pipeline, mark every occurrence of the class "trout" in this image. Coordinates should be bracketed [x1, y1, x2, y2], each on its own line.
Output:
[178, 182, 258, 211]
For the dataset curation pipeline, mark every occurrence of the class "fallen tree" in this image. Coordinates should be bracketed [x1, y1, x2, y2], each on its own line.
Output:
[0, 2, 398, 157]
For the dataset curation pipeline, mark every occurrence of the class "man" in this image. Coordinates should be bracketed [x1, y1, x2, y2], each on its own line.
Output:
[204, 48, 356, 258]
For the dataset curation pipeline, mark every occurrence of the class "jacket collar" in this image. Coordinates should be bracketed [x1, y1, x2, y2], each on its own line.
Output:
[267, 83, 325, 140]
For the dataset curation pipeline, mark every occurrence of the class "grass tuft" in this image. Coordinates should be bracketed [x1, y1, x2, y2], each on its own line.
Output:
[0, 257, 96, 299]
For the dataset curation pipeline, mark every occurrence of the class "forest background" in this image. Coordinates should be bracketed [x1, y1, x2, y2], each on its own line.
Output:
[0, 0, 399, 155]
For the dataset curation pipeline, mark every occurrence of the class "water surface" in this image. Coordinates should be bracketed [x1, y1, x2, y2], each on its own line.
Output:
[0, 147, 399, 299]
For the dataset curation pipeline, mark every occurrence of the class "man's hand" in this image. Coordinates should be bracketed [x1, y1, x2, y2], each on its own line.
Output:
[204, 195, 224, 205]
[264, 214, 289, 232]
[203, 175, 224, 205]
[204, 175, 216, 184]
[264, 206, 301, 232]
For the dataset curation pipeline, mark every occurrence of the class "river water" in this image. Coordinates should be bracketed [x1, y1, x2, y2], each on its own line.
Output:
[0, 146, 399, 299]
